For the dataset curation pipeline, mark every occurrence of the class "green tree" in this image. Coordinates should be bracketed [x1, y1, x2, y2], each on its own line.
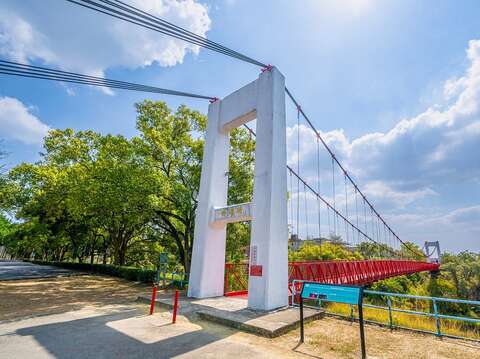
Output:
[440, 251, 480, 301]
[225, 128, 255, 262]
[135, 100, 255, 271]
[1, 101, 255, 270]
[0, 214, 12, 258]
[289, 241, 363, 261]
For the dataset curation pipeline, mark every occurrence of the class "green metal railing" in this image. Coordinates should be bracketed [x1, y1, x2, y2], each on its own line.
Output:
[155, 269, 189, 289]
[291, 280, 480, 341]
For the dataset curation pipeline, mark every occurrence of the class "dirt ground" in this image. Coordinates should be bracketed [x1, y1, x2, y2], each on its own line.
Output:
[1, 275, 479, 358]
[0, 275, 151, 322]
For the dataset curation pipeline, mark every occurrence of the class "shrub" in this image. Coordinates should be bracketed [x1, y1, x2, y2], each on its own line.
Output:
[29, 260, 157, 284]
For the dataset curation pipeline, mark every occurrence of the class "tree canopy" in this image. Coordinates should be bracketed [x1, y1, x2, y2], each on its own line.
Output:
[0, 101, 255, 269]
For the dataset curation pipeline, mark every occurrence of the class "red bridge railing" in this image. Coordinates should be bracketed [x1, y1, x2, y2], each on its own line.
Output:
[224, 260, 440, 296]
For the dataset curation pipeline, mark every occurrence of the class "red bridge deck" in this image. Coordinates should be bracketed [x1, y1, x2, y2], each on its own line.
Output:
[224, 260, 440, 296]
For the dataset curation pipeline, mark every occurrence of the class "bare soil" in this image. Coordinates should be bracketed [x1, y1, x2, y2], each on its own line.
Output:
[0, 275, 150, 321]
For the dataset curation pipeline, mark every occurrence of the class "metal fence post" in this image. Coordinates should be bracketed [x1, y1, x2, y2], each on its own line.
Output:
[387, 297, 393, 329]
[432, 299, 441, 337]
[350, 304, 355, 322]
[291, 280, 296, 306]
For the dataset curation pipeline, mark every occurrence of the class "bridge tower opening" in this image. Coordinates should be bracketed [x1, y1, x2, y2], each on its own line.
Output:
[424, 241, 441, 264]
[188, 67, 289, 311]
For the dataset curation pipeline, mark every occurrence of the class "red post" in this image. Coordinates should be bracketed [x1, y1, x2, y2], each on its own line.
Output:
[172, 290, 179, 324]
[224, 266, 229, 295]
[149, 285, 157, 315]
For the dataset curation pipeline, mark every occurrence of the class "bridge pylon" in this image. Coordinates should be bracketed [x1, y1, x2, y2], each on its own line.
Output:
[188, 67, 288, 311]
[424, 241, 441, 264]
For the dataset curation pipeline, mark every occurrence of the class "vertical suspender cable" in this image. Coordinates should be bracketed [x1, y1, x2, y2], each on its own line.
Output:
[344, 172, 349, 244]
[355, 186, 360, 247]
[363, 197, 368, 240]
[289, 169, 293, 237]
[327, 202, 331, 236]
[64, 0, 424, 259]
[296, 108, 301, 240]
[332, 157, 336, 235]
[316, 137, 321, 240]
[304, 183, 309, 240]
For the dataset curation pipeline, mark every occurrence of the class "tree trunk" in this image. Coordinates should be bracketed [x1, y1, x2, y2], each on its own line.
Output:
[118, 247, 126, 266]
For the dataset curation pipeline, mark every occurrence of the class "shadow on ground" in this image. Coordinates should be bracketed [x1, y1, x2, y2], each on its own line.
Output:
[14, 310, 234, 359]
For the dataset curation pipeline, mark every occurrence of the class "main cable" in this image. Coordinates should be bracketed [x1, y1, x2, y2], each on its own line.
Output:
[285, 87, 423, 258]
[0, 60, 215, 100]
[242, 123, 396, 256]
[65, 0, 267, 67]
[63, 0, 419, 257]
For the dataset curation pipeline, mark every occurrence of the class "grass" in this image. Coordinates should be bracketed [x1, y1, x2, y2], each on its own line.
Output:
[324, 301, 480, 341]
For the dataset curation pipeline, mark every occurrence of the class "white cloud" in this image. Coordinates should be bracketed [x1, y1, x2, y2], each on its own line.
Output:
[0, 97, 50, 145]
[288, 39, 480, 202]
[285, 39, 480, 250]
[437, 205, 480, 228]
[0, 0, 211, 83]
[385, 206, 480, 252]
[362, 181, 437, 208]
[0, 11, 56, 64]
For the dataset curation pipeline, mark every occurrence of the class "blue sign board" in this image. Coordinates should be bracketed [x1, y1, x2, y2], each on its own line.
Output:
[299, 282, 367, 358]
[159, 253, 168, 264]
[301, 282, 362, 305]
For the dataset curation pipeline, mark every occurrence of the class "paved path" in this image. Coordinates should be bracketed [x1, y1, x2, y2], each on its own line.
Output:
[0, 306, 300, 359]
[0, 260, 79, 280]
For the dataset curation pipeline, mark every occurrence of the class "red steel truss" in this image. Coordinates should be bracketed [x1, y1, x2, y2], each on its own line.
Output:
[224, 260, 440, 296]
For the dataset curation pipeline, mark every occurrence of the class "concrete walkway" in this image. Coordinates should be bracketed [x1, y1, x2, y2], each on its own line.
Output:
[0, 260, 80, 280]
[139, 293, 324, 337]
[0, 305, 302, 359]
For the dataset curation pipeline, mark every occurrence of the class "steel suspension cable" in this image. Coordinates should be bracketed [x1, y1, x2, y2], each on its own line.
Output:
[110, 0, 263, 65]
[344, 173, 349, 244]
[285, 88, 421, 257]
[316, 137, 321, 239]
[64, 0, 420, 257]
[289, 168, 294, 236]
[304, 183, 309, 240]
[355, 186, 360, 246]
[65, 0, 267, 67]
[327, 200, 331, 236]
[243, 123, 396, 254]
[0, 60, 214, 100]
[331, 156, 337, 235]
[297, 108, 301, 239]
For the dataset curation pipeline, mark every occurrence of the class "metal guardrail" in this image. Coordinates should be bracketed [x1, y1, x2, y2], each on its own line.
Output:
[224, 260, 439, 295]
[291, 280, 480, 341]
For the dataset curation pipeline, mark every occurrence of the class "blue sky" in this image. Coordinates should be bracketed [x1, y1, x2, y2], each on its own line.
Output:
[1, 0, 480, 252]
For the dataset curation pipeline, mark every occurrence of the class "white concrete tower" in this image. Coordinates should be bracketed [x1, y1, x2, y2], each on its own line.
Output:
[188, 67, 288, 311]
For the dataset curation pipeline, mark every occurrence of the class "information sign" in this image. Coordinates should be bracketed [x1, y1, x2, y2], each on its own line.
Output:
[299, 282, 366, 359]
[301, 282, 362, 305]
[159, 253, 168, 264]
[250, 265, 263, 277]
[212, 203, 252, 224]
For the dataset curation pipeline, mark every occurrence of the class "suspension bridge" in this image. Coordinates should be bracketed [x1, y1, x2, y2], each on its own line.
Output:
[0, 0, 440, 310]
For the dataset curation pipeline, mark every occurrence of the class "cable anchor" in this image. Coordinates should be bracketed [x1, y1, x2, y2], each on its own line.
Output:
[261, 64, 273, 73]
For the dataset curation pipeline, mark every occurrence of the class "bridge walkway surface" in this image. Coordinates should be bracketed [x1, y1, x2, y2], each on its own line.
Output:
[224, 260, 440, 295]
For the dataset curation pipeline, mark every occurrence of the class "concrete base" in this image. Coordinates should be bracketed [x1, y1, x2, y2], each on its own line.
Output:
[138, 293, 324, 338]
